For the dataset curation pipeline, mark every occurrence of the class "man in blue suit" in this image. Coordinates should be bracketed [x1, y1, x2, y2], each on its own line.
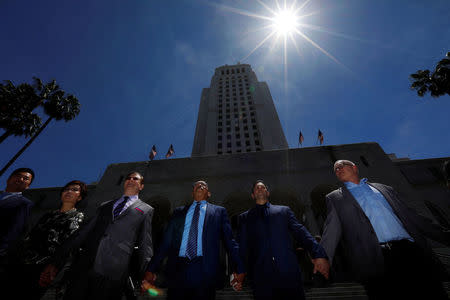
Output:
[0, 168, 35, 259]
[142, 180, 245, 300]
[238, 180, 329, 300]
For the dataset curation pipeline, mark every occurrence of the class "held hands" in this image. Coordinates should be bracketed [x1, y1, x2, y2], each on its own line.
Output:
[39, 264, 58, 287]
[230, 272, 245, 291]
[141, 271, 157, 294]
[311, 257, 330, 280]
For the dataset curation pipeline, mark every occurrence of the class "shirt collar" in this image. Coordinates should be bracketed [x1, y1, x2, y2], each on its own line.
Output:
[344, 178, 368, 189]
[121, 194, 139, 202]
[192, 200, 207, 206]
[255, 201, 270, 209]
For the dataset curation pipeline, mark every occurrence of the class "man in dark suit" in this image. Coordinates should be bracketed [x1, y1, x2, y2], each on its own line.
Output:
[238, 180, 329, 300]
[0, 167, 34, 259]
[141, 180, 245, 300]
[320, 160, 450, 299]
[40, 171, 153, 300]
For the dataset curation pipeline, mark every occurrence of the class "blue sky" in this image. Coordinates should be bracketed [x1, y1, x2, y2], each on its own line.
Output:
[1, 0, 449, 188]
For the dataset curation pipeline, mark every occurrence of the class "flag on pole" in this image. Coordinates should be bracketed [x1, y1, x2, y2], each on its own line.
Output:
[165, 144, 174, 158]
[149, 145, 157, 161]
[318, 130, 324, 145]
[299, 131, 304, 146]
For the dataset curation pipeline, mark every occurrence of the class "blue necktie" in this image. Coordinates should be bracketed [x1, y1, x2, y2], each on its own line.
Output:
[186, 202, 200, 259]
[113, 196, 129, 218]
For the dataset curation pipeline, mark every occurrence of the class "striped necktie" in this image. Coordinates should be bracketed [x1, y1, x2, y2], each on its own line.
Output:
[113, 196, 129, 218]
[186, 202, 201, 259]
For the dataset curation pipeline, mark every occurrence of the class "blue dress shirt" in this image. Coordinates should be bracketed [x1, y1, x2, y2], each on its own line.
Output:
[179, 200, 207, 257]
[345, 178, 413, 243]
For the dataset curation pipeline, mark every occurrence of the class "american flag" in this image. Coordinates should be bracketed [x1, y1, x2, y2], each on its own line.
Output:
[318, 130, 324, 145]
[165, 144, 174, 158]
[149, 145, 157, 161]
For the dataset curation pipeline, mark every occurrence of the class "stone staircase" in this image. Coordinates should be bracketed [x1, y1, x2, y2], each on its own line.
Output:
[41, 281, 450, 299]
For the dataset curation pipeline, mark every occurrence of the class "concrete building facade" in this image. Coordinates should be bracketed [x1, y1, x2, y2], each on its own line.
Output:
[192, 64, 288, 157]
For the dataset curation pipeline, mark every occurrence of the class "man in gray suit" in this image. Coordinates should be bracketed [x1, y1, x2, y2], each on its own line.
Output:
[40, 171, 153, 300]
[320, 160, 449, 300]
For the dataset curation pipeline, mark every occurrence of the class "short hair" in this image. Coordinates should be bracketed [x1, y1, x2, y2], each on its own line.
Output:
[60, 180, 88, 210]
[192, 180, 208, 189]
[9, 168, 35, 183]
[125, 171, 144, 184]
[251, 180, 269, 193]
[333, 160, 356, 171]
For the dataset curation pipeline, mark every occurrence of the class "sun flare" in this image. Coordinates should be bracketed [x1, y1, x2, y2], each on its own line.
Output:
[273, 10, 298, 35]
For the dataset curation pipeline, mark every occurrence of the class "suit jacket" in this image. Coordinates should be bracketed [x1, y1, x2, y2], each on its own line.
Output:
[0, 193, 33, 257]
[320, 182, 450, 282]
[148, 202, 244, 288]
[238, 203, 327, 288]
[54, 198, 153, 282]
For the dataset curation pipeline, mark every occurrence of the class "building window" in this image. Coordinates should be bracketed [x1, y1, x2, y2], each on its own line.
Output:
[218, 122, 222, 126]
[218, 135, 222, 140]
[246, 148, 251, 152]
[236, 141, 241, 146]
[244, 126, 248, 131]
[227, 134, 231, 140]
[255, 140, 260, 145]
[226, 127, 230, 132]
[237, 149, 242, 153]
[218, 151, 222, 154]
[256, 147, 261, 151]
[245, 133, 249, 138]
[242, 68, 245, 72]
[252, 125, 257, 130]
[236, 133, 240, 139]
[251, 118, 256, 123]
[218, 143, 222, 148]
[227, 150, 232, 154]
[245, 140, 250, 146]
[227, 142, 231, 147]
[221, 70, 224, 75]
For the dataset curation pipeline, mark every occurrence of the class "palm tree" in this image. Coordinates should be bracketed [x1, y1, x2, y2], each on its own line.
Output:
[0, 78, 80, 177]
[410, 52, 450, 98]
[0, 79, 43, 143]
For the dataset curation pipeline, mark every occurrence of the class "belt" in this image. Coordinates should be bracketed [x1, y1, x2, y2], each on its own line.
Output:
[379, 239, 413, 250]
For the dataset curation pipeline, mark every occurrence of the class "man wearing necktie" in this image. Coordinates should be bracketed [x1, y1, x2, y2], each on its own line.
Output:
[238, 180, 329, 300]
[320, 160, 450, 299]
[142, 180, 245, 300]
[40, 171, 153, 300]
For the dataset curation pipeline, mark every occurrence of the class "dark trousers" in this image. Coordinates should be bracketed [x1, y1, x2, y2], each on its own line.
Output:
[0, 263, 47, 300]
[363, 240, 448, 300]
[63, 269, 124, 300]
[167, 257, 216, 300]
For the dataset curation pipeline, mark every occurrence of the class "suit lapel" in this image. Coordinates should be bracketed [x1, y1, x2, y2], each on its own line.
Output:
[114, 198, 141, 220]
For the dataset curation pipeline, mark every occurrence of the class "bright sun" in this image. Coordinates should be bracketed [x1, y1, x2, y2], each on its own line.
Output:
[273, 10, 298, 35]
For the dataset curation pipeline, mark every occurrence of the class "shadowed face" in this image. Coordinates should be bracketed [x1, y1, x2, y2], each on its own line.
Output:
[123, 172, 144, 196]
[334, 161, 359, 183]
[61, 184, 82, 206]
[251, 182, 269, 203]
[192, 181, 210, 201]
[6, 171, 33, 193]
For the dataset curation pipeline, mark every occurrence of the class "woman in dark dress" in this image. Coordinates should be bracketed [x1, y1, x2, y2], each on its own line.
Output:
[18, 180, 88, 299]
